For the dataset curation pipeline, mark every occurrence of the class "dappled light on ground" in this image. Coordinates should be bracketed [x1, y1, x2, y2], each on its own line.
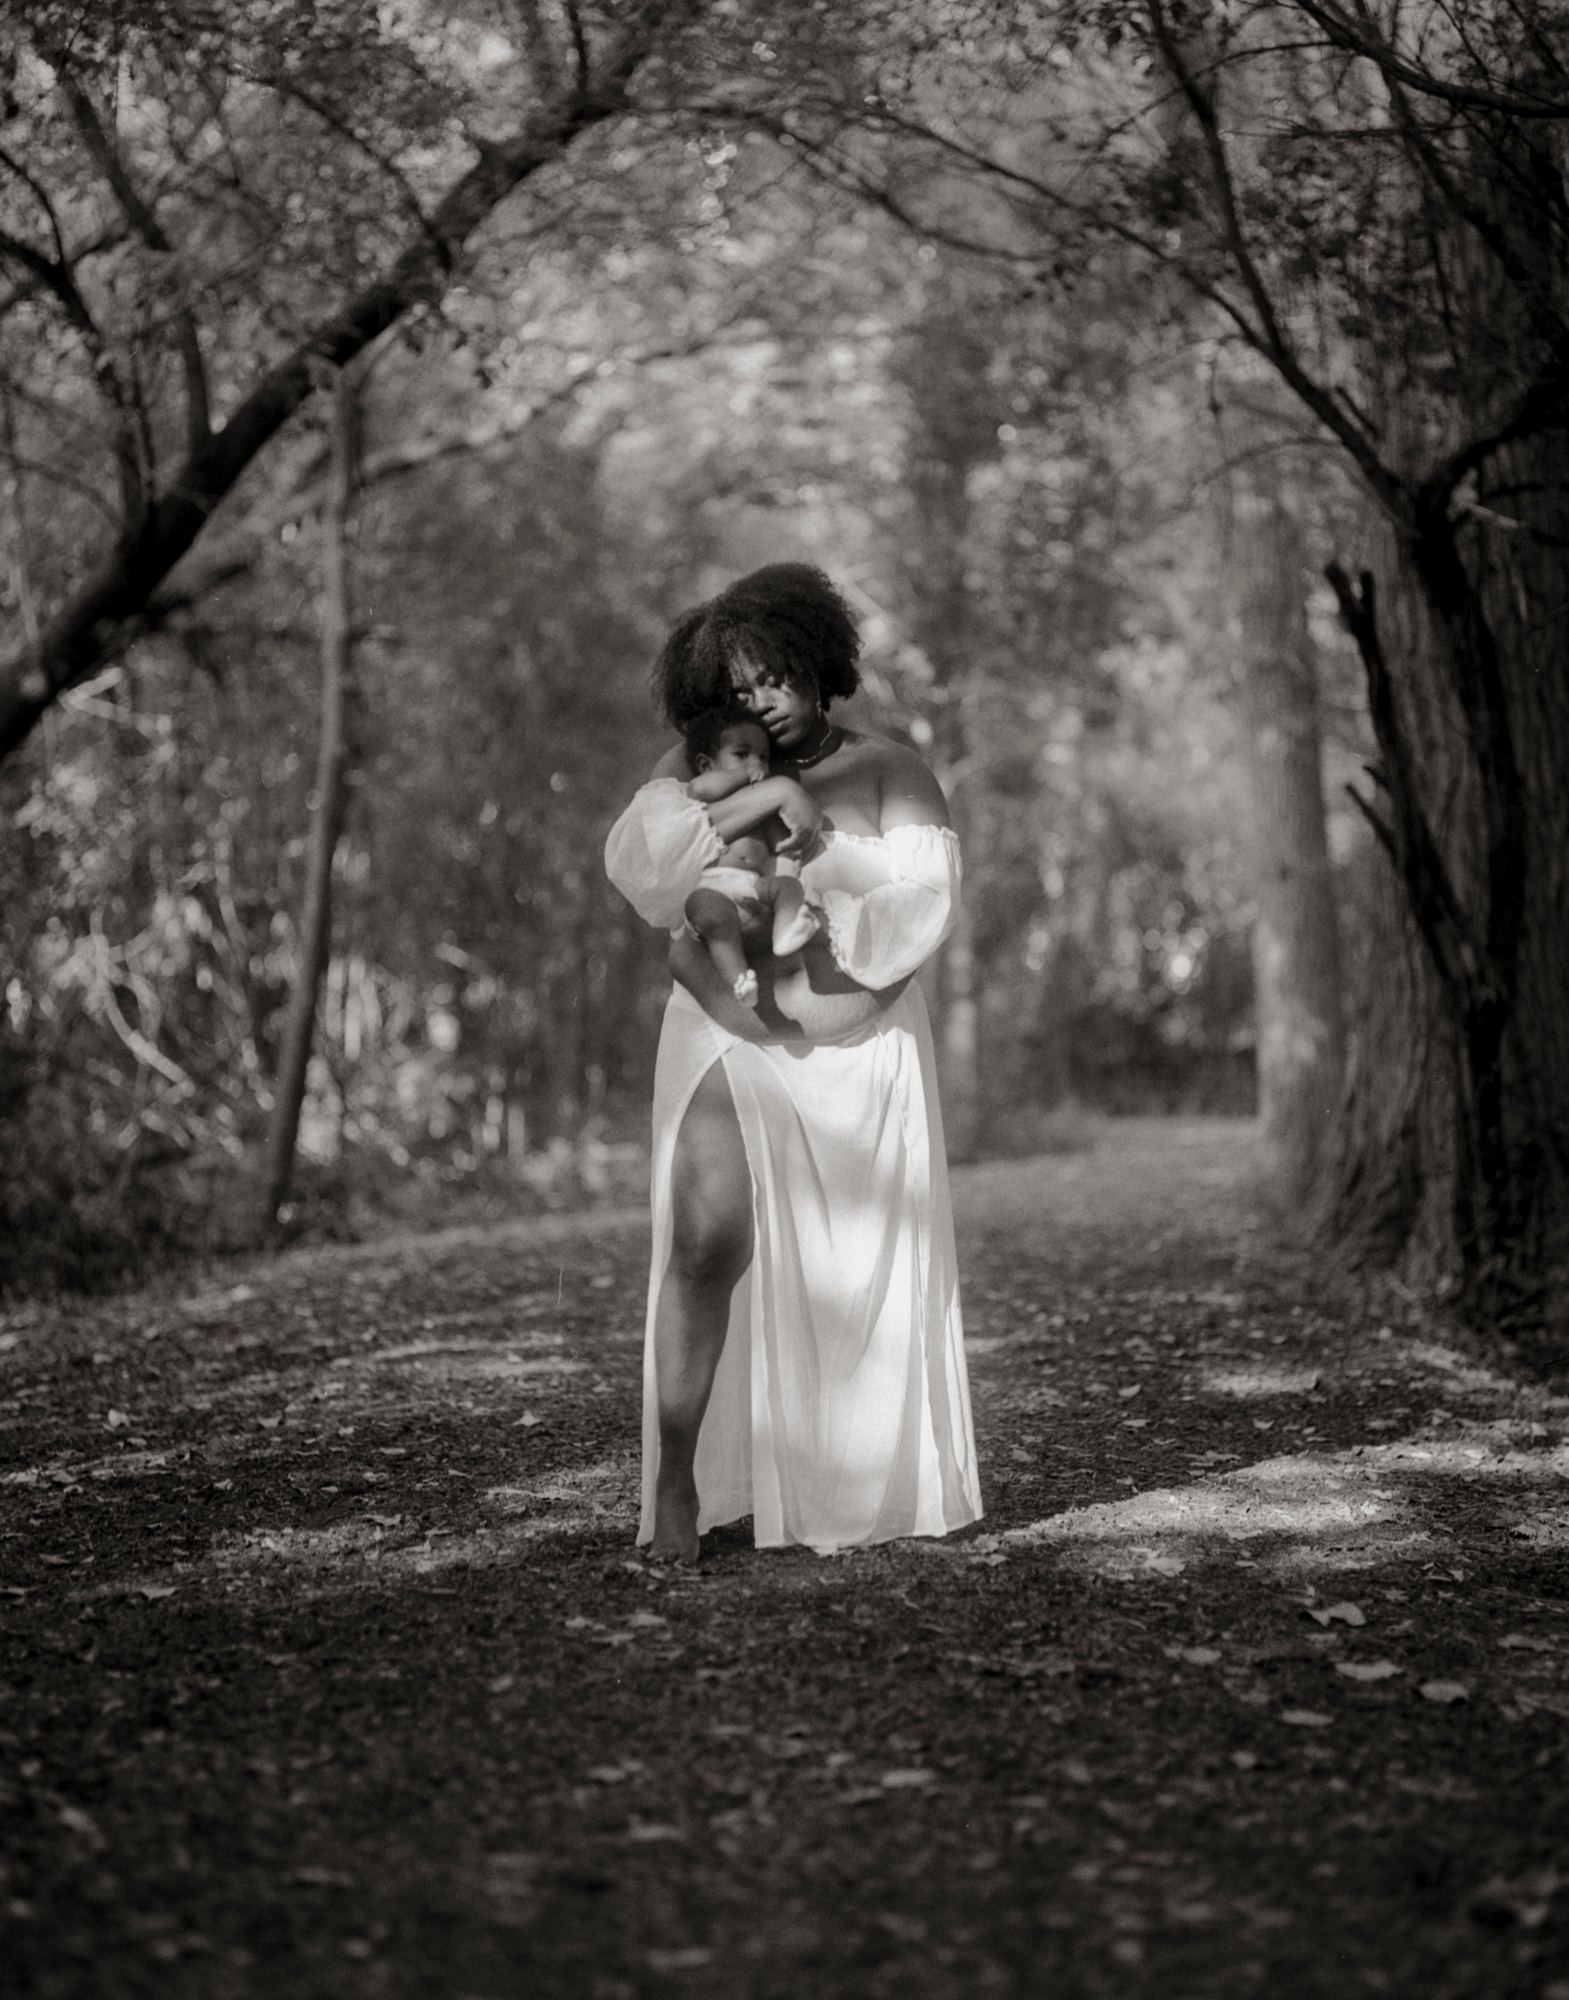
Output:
[4, 1122, 1569, 1997]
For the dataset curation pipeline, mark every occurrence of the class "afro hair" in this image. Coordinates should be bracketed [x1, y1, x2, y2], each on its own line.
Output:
[653, 564, 862, 729]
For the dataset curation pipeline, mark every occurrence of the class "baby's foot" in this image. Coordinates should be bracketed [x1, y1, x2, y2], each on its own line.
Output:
[772, 904, 820, 956]
[732, 969, 760, 1008]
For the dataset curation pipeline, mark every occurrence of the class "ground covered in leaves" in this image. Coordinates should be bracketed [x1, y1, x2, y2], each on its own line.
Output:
[3, 1118, 1568, 1999]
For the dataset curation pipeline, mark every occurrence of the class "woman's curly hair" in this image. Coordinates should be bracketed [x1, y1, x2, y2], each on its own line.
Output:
[653, 565, 862, 729]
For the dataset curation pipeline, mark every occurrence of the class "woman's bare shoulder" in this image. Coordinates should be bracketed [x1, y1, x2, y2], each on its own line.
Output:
[856, 734, 951, 830]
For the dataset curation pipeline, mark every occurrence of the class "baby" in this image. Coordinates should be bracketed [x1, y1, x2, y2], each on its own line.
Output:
[682, 705, 821, 1007]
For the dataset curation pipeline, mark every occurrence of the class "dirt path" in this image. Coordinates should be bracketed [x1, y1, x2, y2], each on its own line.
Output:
[3, 1119, 1567, 1999]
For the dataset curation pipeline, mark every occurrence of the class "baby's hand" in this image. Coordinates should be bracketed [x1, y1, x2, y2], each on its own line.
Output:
[773, 780, 824, 860]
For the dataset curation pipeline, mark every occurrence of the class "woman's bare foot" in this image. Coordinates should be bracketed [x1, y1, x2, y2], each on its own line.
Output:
[648, 1468, 702, 1564]
[732, 968, 760, 1008]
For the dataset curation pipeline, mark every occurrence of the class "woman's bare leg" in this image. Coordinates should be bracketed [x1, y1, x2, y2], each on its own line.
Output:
[650, 1061, 753, 1562]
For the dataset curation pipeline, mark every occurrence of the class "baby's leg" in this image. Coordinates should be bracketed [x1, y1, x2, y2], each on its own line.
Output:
[764, 875, 820, 957]
[684, 887, 759, 1007]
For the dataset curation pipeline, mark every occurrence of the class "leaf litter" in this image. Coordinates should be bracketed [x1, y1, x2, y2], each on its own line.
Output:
[1, 1120, 1565, 1996]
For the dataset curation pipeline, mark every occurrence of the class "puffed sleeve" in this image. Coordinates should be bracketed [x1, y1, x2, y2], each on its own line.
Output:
[604, 778, 725, 931]
[815, 823, 962, 990]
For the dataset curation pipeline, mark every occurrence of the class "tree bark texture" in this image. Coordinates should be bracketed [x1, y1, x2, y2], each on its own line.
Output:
[1319, 440, 1569, 1332]
[1229, 486, 1344, 1205]
[260, 369, 359, 1228]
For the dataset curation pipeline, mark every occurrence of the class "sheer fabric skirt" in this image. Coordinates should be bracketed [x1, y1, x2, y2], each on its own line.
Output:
[638, 983, 983, 1553]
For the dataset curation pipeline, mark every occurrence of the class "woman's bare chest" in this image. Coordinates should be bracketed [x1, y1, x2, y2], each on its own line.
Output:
[799, 754, 881, 839]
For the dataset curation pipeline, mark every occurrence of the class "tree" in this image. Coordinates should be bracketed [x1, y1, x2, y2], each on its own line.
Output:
[804, 0, 1569, 1324]
[0, 0, 745, 760]
[259, 359, 362, 1230]
[1227, 471, 1344, 1205]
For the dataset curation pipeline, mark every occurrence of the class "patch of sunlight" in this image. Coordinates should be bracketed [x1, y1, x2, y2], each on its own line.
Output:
[1203, 1367, 1320, 1399]
[370, 1334, 573, 1364]
[1005, 1420, 1567, 1579]
[369, 1347, 586, 1383]
[4, 1451, 175, 1486]
[1006, 1459, 1399, 1569]
[481, 1459, 635, 1529]
[1404, 1340, 1522, 1396]
[196, 1468, 642, 1590]
[1510, 1512, 1569, 1549]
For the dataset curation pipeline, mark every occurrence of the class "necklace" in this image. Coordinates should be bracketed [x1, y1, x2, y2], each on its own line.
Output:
[792, 716, 839, 769]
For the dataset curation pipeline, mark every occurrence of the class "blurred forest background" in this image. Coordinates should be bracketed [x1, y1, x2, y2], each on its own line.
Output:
[2, 1, 1565, 1342]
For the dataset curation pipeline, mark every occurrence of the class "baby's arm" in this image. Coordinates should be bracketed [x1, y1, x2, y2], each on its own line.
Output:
[686, 766, 755, 805]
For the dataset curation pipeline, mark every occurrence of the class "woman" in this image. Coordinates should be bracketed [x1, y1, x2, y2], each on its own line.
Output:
[605, 565, 982, 1561]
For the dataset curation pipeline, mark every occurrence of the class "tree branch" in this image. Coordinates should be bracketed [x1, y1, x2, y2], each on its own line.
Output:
[1291, 0, 1569, 119]
[0, 0, 685, 764]
[1325, 559, 1484, 1006]
[49, 55, 211, 452]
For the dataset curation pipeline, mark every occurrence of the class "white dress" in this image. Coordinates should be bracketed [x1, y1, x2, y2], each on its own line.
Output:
[604, 779, 983, 1553]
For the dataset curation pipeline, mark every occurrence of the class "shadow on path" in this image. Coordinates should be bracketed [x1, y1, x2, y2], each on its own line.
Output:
[2, 1117, 1566, 1998]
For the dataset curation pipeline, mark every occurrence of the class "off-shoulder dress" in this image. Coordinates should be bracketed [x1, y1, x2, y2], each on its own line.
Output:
[604, 778, 983, 1554]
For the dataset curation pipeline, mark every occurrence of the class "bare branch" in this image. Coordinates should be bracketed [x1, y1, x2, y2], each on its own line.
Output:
[1292, 0, 1569, 119]
[0, 0, 688, 762]
[49, 54, 211, 450]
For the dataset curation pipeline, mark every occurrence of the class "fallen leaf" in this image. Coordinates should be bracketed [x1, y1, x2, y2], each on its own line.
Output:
[880, 1768, 935, 1789]
[1230, 1751, 1258, 1771]
[1061, 1759, 1092, 1785]
[1177, 1647, 1221, 1667]
[1118, 1385, 1142, 1400]
[257, 1416, 281, 1430]
[627, 1611, 668, 1629]
[647, 1948, 712, 1971]
[1122, 1417, 1150, 1429]
[58, 1805, 104, 1849]
[364, 1513, 402, 1529]
[1419, 1680, 1469, 1704]
[1499, 1633, 1555, 1653]
[1280, 1709, 1334, 1727]
[625, 1820, 684, 1842]
[515, 1412, 542, 1427]
[1306, 1602, 1366, 1628]
[1335, 1659, 1400, 1682]
[105, 1410, 131, 1430]
[132, 1584, 176, 1600]
[293, 1867, 353, 1888]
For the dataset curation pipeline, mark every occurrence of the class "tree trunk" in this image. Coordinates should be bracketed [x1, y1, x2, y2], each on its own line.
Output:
[1318, 439, 1569, 1338]
[939, 896, 981, 1162]
[259, 366, 359, 1229]
[1230, 485, 1344, 1204]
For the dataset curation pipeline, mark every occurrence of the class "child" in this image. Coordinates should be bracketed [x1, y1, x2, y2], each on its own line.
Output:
[682, 705, 820, 1007]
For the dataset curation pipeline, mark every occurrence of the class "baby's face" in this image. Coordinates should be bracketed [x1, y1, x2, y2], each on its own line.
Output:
[708, 724, 772, 785]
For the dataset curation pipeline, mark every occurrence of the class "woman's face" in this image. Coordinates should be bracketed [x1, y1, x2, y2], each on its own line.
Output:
[729, 653, 819, 753]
